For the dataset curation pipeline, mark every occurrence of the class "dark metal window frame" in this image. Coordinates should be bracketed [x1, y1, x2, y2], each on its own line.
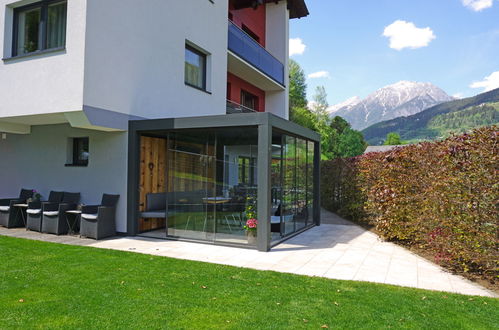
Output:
[184, 44, 207, 92]
[12, 0, 67, 57]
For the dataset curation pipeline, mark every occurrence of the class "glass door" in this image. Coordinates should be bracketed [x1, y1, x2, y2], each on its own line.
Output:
[166, 131, 216, 241]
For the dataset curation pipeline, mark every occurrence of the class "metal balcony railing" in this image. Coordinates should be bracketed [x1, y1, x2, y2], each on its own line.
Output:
[228, 20, 285, 86]
[226, 100, 258, 114]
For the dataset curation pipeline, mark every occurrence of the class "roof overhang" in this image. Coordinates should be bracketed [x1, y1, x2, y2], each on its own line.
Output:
[0, 107, 145, 134]
[232, 0, 309, 19]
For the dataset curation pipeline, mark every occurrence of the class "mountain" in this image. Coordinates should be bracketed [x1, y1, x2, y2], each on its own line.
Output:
[328, 81, 454, 130]
[328, 96, 361, 113]
[362, 88, 499, 145]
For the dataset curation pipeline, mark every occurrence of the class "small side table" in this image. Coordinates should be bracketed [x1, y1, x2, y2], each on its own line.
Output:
[13, 204, 28, 229]
[65, 210, 82, 235]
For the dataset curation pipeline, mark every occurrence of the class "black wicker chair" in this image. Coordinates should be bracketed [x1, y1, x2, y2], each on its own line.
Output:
[26, 191, 64, 232]
[80, 194, 120, 240]
[41, 192, 81, 235]
[0, 189, 33, 228]
[140, 192, 167, 219]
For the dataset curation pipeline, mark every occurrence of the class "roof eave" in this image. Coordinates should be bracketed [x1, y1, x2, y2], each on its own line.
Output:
[232, 0, 309, 19]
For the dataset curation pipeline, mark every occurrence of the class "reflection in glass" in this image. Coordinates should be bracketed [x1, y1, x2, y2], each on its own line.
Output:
[163, 128, 258, 245]
[17, 8, 41, 55]
[271, 138, 283, 240]
[271, 132, 316, 242]
[185, 46, 206, 89]
[307, 141, 315, 225]
[295, 138, 307, 230]
[137, 126, 316, 247]
[167, 131, 215, 241]
[282, 135, 296, 235]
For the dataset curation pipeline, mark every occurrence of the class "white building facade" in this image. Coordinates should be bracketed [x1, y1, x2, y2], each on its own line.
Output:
[0, 0, 317, 251]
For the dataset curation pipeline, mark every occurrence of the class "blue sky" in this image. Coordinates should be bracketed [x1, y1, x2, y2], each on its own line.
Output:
[289, 0, 499, 105]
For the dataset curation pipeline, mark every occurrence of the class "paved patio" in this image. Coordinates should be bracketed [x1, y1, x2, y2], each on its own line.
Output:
[0, 211, 496, 298]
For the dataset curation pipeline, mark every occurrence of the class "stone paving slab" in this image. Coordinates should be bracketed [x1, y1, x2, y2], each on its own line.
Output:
[0, 224, 496, 298]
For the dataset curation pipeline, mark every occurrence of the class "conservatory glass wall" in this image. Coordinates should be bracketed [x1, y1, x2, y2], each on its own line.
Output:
[128, 113, 320, 251]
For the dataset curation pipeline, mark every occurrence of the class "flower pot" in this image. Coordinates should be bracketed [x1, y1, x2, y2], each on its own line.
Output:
[246, 231, 257, 245]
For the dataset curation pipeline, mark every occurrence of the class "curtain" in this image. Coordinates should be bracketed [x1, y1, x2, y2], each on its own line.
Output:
[16, 12, 26, 55]
[47, 2, 67, 49]
[185, 48, 204, 88]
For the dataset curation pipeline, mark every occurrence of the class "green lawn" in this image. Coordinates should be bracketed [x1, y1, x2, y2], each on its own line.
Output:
[0, 236, 497, 329]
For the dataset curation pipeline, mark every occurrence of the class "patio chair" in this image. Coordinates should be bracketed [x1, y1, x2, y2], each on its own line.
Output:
[41, 192, 81, 235]
[140, 192, 167, 220]
[0, 189, 33, 228]
[80, 194, 120, 240]
[223, 198, 246, 229]
[26, 191, 64, 232]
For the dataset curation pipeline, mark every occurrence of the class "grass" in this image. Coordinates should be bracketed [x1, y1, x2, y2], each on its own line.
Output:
[0, 236, 498, 329]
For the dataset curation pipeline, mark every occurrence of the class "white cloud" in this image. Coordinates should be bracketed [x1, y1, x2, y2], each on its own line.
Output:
[382, 20, 436, 50]
[470, 71, 499, 92]
[462, 0, 493, 11]
[308, 71, 330, 79]
[452, 93, 464, 99]
[289, 38, 306, 56]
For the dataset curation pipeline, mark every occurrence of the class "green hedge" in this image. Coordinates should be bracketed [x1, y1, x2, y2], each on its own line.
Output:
[321, 126, 498, 282]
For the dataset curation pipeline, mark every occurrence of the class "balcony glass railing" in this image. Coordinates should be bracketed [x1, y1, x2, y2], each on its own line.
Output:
[226, 100, 258, 114]
[228, 20, 285, 86]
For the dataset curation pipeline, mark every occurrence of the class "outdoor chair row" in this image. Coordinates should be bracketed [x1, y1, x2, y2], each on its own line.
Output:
[0, 189, 119, 240]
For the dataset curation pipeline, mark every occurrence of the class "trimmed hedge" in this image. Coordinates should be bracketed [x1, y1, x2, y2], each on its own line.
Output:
[321, 126, 498, 283]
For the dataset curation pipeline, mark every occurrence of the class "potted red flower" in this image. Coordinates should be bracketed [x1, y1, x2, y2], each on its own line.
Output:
[244, 218, 258, 244]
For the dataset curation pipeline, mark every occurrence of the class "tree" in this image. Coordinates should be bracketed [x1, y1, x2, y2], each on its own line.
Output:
[330, 116, 351, 135]
[289, 59, 307, 110]
[310, 86, 329, 123]
[384, 132, 402, 145]
[327, 116, 367, 159]
[335, 128, 368, 158]
[290, 106, 316, 131]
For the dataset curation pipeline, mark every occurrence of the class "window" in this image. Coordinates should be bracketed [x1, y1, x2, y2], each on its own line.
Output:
[241, 90, 258, 111]
[67, 137, 89, 167]
[185, 45, 207, 90]
[13, 0, 67, 57]
[238, 156, 255, 185]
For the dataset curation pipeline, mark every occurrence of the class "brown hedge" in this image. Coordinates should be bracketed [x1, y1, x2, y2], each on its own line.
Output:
[321, 126, 498, 282]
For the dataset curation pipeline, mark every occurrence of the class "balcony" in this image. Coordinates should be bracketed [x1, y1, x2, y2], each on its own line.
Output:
[228, 20, 285, 90]
[226, 99, 258, 114]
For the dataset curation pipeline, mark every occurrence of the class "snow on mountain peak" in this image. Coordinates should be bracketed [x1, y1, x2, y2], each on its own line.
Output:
[328, 96, 361, 113]
[328, 81, 453, 130]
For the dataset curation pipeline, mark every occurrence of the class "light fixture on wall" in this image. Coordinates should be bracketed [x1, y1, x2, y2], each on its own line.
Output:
[1, 133, 6, 140]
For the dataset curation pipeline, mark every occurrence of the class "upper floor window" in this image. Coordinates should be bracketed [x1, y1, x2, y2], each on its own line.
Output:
[241, 90, 258, 111]
[185, 44, 207, 91]
[13, 0, 67, 57]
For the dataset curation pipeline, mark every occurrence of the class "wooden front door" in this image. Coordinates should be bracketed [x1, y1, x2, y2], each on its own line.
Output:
[139, 136, 167, 233]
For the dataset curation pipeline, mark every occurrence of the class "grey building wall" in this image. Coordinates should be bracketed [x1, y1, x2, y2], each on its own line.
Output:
[0, 124, 128, 232]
